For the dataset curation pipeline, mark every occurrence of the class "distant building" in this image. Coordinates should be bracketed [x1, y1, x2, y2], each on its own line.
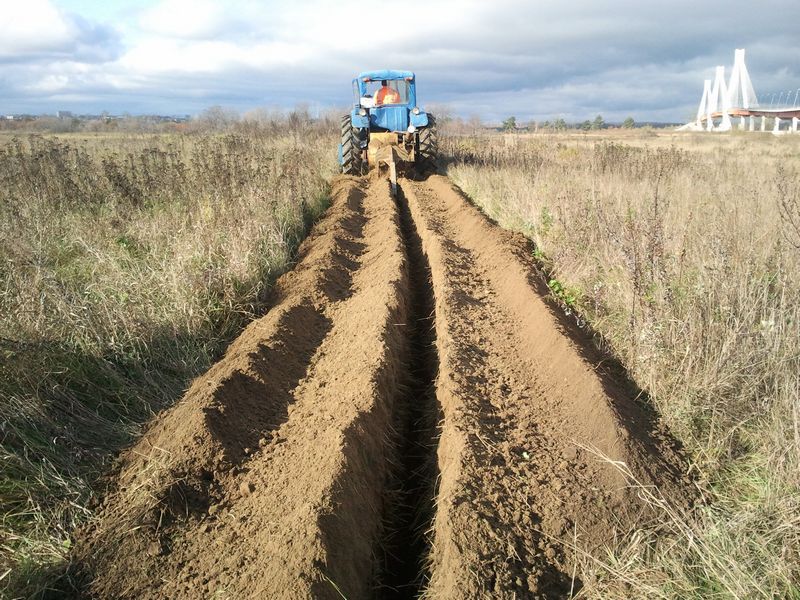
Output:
[4, 115, 13, 120]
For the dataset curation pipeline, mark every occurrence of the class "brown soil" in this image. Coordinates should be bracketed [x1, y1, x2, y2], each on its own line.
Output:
[401, 176, 692, 598]
[71, 174, 693, 599]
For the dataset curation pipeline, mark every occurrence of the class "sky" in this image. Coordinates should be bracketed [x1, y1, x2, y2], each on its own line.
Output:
[2, 0, 799, 123]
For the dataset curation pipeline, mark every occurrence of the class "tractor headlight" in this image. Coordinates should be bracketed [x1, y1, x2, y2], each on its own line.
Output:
[358, 108, 367, 116]
[412, 107, 420, 115]
[407, 125, 416, 133]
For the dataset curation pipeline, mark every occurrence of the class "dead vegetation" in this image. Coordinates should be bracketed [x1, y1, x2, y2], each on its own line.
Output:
[443, 131, 800, 598]
[2, 122, 797, 598]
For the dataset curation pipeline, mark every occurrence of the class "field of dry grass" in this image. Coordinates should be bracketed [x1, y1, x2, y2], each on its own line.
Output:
[3, 123, 798, 598]
[443, 130, 800, 598]
[0, 126, 337, 595]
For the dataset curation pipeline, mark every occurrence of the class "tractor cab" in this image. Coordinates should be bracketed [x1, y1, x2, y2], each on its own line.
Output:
[352, 70, 424, 133]
[339, 69, 436, 180]
[357, 78, 410, 107]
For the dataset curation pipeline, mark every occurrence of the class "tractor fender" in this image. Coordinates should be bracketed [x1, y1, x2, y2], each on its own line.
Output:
[410, 111, 429, 128]
[350, 109, 370, 129]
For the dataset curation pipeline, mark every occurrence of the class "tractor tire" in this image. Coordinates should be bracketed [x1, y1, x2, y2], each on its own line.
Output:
[341, 115, 365, 175]
[417, 114, 437, 173]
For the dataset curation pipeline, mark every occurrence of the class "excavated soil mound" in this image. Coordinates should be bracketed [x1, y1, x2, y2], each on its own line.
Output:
[74, 177, 411, 599]
[402, 176, 692, 598]
[72, 174, 693, 599]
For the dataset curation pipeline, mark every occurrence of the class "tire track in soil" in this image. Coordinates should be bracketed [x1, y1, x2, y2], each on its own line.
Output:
[71, 174, 692, 600]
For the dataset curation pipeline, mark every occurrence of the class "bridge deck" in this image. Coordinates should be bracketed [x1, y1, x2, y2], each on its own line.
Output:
[703, 108, 800, 120]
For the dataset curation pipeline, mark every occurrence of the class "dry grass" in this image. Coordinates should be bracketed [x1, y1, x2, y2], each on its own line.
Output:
[3, 121, 797, 597]
[442, 130, 800, 598]
[0, 126, 337, 597]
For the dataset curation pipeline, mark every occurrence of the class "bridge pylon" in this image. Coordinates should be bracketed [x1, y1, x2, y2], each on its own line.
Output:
[696, 80, 711, 129]
[728, 48, 758, 109]
[707, 66, 732, 131]
[679, 48, 798, 134]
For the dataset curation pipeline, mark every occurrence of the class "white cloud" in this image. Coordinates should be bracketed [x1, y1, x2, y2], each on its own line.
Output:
[24, 73, 70, 93]
[1, 0, 798, 120]
[118, 38, 313, 75]
[139, 0, 238, 40]
[0, 0, 76, 57]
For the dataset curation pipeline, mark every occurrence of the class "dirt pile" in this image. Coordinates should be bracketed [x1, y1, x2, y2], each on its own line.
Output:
[72, 174, 693, 599]
[402, 176, 692, 598]
[74, 177, 411, 598]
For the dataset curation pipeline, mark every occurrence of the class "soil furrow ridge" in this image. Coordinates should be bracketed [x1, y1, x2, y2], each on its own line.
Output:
[69, 172, 693, 600]
[73, 177, 411, 599]
[402, 175, 693, 599]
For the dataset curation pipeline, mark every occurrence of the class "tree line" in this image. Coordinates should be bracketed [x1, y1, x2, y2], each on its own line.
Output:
[502, 115, 636, 132]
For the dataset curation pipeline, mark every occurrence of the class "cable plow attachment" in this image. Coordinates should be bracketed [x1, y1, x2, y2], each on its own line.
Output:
[370, 134, 409, 197]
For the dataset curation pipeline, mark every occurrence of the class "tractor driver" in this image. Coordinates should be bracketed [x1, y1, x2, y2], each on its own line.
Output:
[375, 80, 401, 105]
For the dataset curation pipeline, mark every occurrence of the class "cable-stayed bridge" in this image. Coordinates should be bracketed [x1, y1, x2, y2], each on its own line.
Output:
[680, 49, 800, 134]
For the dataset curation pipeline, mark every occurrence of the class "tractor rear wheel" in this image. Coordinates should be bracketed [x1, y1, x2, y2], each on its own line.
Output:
[341, 115, 365, 175]
[417, 115, 437, 172]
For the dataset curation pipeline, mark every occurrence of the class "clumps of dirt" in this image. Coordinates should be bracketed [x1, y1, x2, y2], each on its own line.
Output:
[71, 177, 414, 599]
[70, 173, 695, 599]
[401, 176, 694, 599]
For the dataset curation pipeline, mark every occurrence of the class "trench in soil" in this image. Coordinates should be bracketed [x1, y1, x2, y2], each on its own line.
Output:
[378, 182, 441, 598]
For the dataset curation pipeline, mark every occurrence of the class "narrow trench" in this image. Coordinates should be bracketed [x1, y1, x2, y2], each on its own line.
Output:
[378, 182, 441, 599]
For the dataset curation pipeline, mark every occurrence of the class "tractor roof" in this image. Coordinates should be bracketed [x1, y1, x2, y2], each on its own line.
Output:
[357, 70, 415, 82]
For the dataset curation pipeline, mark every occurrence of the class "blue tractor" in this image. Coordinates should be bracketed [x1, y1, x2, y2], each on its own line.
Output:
[339, 70, 436, 177]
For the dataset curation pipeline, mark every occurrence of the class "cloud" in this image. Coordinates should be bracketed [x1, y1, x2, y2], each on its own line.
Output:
[118, 38, 315, 75]
[0, 0, 74, 58]
[138, 0, 244, 40]
[1, 0, 798, 120]
[0, 0, 120, 63]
